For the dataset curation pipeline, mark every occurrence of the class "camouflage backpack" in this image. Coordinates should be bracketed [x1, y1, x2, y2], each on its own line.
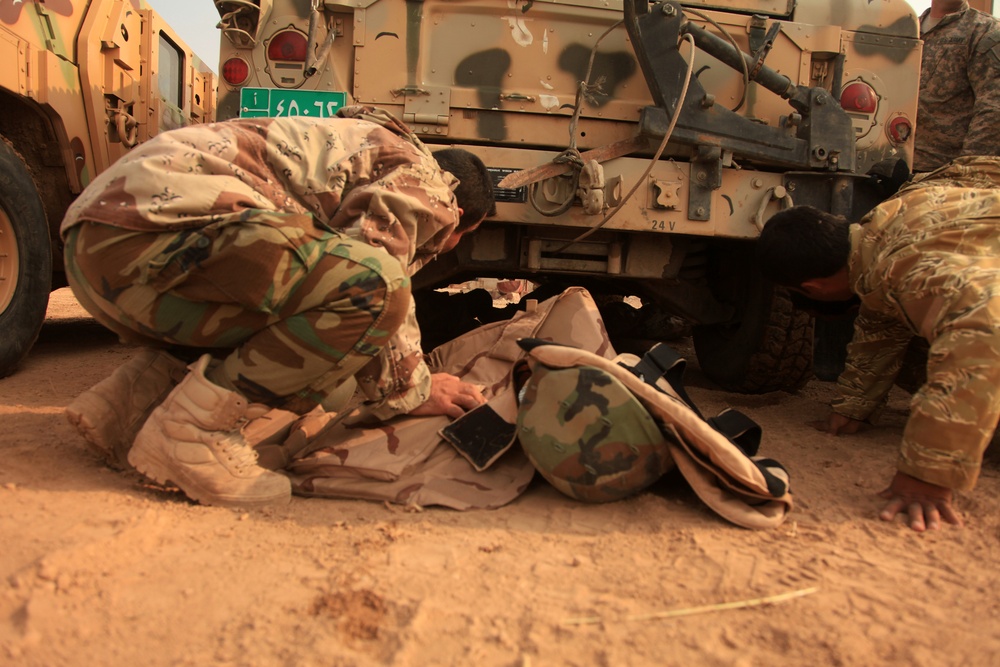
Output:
[442, 339, 793, 529]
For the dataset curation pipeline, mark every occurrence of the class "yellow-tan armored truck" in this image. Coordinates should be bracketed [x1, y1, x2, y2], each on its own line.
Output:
[214, 0, 921, 392]
[0, 0, 216, 376]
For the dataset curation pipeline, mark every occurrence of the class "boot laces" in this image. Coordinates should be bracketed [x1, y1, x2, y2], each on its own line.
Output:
[218, 435, 260, 472]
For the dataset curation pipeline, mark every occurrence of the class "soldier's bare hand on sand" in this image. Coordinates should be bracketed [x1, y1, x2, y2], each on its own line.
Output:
[809, 412, 864, 435]
[878, 471, 962, 532]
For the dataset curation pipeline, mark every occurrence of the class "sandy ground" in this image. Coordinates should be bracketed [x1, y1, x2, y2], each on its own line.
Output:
[1, 288, 998, 667]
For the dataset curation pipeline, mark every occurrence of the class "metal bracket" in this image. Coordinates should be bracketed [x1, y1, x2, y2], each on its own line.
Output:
[748, 21, 781, 81]
[688, 150, 722, 221]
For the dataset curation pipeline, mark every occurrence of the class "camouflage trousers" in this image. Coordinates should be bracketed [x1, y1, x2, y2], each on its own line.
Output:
[64, 212, 410, 413]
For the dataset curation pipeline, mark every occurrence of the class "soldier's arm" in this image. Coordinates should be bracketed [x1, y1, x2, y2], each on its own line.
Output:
[328, 160, 460, 271]
[352, 293, 484, 420]
[830, 306, 913, 423]
[962, 24, 1000, 158]
[896, 325, 1000, 492]
[892, 262, 1000, 492]
[333, 161, 466, 419]
[353, 295, 434, 419]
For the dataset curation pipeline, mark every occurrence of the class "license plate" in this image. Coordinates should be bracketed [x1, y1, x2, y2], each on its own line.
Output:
[239, 87, 347, 119]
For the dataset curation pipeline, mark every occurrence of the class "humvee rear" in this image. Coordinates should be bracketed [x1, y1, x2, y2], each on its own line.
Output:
[215, 0, 921, 392]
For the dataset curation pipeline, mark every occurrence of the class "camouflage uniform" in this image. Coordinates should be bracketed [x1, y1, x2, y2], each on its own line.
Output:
[832, 156, 1000, 492]
[913, 2, 1000, 172]
[61, 107, 460, 419]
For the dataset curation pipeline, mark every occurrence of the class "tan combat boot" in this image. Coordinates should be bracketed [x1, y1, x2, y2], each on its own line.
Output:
[66, 348, 188, 470]
[127, 354, 291, 507]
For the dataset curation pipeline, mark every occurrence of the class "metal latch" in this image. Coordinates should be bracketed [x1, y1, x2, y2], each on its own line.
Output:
[652, 179, 683, 210]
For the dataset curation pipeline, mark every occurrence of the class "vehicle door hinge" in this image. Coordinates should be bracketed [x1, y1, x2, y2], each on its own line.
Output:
[401, 85, 451, 134]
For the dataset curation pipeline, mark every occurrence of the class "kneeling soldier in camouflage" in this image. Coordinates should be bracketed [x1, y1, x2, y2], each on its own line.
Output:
[756, 156, 1000, 532]
[62, 106, 493, 508]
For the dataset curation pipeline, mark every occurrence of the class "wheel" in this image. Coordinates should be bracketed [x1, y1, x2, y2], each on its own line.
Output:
[0, 139, 52, 377]
[692, 242, 813, 393]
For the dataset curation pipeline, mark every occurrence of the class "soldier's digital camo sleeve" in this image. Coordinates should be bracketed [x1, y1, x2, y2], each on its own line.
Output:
[961, 17, 1000, 159]
[830, 307, 913, 423]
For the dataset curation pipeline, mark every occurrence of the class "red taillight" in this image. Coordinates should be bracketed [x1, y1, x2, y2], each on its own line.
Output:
[888, 116, 913, 143]
[840, 81, 878, 114]
[222, 57, 249, 86]
[267, 30, 308, 62]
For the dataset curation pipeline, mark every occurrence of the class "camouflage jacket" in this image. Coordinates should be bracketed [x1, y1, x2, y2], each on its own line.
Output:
[913, 2, 1000, 172]
[833, 156, 1000, 490]
[61, 107, 461, 418]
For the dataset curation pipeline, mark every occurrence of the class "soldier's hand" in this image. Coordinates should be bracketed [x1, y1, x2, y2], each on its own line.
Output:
[409, 373, 486, 419]
[877, 471, 963, 532]
[808, 412, 864, 435]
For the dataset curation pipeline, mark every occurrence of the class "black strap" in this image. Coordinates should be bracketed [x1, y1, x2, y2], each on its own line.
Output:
[706, 409, 762, 457]
[626, 343, 705, 420]
[624, 344, 764, 458]
[752, 457, 791, 497]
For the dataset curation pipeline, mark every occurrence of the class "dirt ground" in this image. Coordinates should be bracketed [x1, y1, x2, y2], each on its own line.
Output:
[1, 288, 998, 667]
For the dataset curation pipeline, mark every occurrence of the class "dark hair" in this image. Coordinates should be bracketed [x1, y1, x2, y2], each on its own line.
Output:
[756, 205, 851, 286]
[433, 148, 496, 231]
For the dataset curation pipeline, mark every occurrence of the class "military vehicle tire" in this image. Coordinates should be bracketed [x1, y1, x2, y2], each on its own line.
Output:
[0, 139, 52, 377]
[692, 244, 813, 393]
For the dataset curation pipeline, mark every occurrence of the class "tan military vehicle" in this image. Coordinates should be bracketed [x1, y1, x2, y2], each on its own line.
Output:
[215, 0, 921, 392]
[0, 0, 216, 376]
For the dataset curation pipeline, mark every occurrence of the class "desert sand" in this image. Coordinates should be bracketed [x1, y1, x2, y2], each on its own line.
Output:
[1, 288, 998, 666]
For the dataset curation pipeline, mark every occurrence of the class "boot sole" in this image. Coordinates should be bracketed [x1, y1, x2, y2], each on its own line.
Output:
[128, 429, 291, 509]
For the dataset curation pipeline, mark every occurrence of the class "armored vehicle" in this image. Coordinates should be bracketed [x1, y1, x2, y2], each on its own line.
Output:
[0, 0, 216, 376]
[214, 0, 922, 392]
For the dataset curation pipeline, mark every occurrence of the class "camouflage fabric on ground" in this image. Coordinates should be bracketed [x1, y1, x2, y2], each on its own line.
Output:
[275, 287, 617, 510]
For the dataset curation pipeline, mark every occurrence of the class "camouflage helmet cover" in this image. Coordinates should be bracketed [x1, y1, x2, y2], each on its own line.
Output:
[516, 360, 676, 503]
